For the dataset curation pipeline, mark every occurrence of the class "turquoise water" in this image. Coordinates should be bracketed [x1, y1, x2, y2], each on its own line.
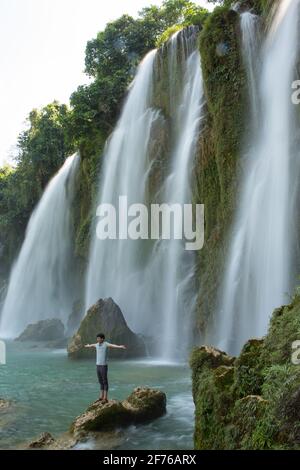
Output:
[0, 341, 194, 450]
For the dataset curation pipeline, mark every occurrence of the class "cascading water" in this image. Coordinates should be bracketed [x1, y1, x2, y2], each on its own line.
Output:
[0, 153, 80, 338]
[240, 11, 260, 121]
[214, 0, 300, 355]
[85, 28, 204, 360]
[152, 30, 204, 359]
[85, 49, 160, 324]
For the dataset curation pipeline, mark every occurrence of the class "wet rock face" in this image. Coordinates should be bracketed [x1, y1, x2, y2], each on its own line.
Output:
[70, 387, 167, 436]
[67, 297, 146, 359]
[16, 318, 65, 342]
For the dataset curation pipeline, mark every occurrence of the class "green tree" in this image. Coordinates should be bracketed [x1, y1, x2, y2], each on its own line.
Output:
[0, 102, 75, 269]
[71, 0, 208, 144]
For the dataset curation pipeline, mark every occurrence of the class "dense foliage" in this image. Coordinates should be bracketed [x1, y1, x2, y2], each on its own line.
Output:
[0, 0, 209, 274]
[0, 102, 75, 271]
[70, 0, 209, 148]
[190, 294, 300, 449]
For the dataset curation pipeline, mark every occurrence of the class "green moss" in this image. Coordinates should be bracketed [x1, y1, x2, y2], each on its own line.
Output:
[248, 0, 276, 16]
[73, 130, 107, 265]
[190, 346, 237, 449]
[156, 25, 183, 47]
[230, 395, 268, 449]
[193, 5, 247, 332]
[234, 339, 265, 396]
[190, 294, 300, 449]
[261, 296, 300, 366]
[191, 0, 279, 335]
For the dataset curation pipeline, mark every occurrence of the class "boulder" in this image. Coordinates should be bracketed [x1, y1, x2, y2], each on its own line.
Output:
[28, 432, 56, 449]
[0, 398, 17, 429]
[0, 398, 11, 411]
[27, 432, 77, 450]
[67, 298, 146, 359]
[70, 387, 166, 436]
[16, 318, 65, 342]
[190, 345, 235, 370]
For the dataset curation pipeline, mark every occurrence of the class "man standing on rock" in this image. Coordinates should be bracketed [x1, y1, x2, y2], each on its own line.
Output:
[85, 333, 126, 403]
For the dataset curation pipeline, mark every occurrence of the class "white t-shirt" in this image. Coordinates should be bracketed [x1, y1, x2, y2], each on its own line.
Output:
[96, 341, 111, 365]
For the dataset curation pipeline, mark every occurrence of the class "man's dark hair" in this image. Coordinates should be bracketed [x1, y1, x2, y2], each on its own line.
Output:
[96, 333, 105, 339]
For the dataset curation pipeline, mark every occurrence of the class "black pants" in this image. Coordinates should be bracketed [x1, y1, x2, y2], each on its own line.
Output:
[96, 365, 108, 391]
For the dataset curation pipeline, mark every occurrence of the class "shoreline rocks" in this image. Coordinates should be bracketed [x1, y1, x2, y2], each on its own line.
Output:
[28, 432, 56, 449]
[16, 319, 65, 342]
[27, 432, 78, 450]
[71, 387, 167, 436]
[0, 398, 12, 411]
[25, 387, 167, 449]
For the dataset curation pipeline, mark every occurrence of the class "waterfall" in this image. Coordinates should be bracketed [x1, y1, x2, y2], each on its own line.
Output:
[240, 11, 260, 121]
[85, 28, 204, 360]
[0, 154, 80, 338]
[214, 0, 300, 355]
[85, 49, 160, 322]
[153, 29, 204, 359]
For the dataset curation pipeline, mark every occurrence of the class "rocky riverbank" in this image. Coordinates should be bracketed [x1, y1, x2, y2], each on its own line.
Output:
[26, 387, 166, 449]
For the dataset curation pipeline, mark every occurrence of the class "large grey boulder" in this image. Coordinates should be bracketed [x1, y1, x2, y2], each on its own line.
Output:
[67, 298, 146, 359]
[16, 318, 65, 342]
[70, 387, 167, 436]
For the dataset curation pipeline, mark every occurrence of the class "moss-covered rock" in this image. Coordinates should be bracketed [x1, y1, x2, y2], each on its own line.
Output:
[192, 0, 276, 340]
[235, 338, 265, 396]
[73, 131, 107, 265]
[190, 347, 237, 449]
[123, 387, 167, 424]
[70, 387, 166, 436]
[190, 294, 300, 450]
[193, 5, 247, 334]
[235, 0, 276, 16]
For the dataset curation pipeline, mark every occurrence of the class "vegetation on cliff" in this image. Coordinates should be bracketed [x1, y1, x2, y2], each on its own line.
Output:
[1, 0, 298, 452]
[0, 0, 209, 277]
[190, 293, 300, 449]
[193, 4, 246, 333]
[0, 0, 277, 342]
[0, 103, 75, 272]
[193, 0, 276, 335]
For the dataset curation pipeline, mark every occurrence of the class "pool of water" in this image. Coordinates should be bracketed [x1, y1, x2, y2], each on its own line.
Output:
[0, 341, 194, 449]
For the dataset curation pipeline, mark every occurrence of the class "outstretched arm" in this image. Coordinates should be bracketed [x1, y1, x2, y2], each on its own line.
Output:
[107, 343, 126, 350]
[84, 343, 97, 348]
